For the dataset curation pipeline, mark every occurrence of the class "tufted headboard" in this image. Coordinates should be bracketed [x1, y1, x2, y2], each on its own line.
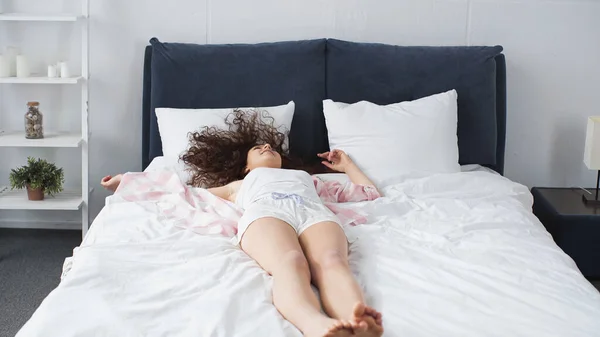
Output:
[142, 38, 506, 174]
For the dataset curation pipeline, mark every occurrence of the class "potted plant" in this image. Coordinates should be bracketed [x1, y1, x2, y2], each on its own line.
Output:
[9, 157, 64, 201]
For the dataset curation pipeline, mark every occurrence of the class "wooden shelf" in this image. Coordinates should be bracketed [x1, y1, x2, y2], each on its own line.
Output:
[0, 13, 82, 22]
[0, 132, 82, 148]
[0, 186, 83, 210]
[0, 76, 82, 84]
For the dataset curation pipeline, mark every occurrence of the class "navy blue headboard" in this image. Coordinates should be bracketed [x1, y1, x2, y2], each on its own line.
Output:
[142, 38, 506, 174]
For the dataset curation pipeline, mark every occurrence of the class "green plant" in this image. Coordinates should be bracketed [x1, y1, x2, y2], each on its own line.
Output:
[9, 157, 65, 196]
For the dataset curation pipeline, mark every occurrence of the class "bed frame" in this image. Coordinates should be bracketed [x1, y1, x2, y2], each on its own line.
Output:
[141, 38, 506, 174]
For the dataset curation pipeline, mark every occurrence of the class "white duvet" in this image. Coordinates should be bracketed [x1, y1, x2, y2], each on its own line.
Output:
[17, 167, 600, 337]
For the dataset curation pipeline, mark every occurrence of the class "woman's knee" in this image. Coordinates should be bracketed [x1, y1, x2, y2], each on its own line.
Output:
[312, 249, 348, 273]
[272, 250, 310, 276]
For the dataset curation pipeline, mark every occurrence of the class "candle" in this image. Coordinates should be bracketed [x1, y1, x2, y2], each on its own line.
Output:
[0, 55, 9, 77]
[16, 55, 30, 78]
[59, 62, 70, 78]
[47, 65, 58, 78]
[6, 46, 18, 77]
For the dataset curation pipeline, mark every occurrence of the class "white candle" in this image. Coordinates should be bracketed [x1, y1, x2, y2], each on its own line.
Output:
[16, 55, 30, 78]
[59, 62, 70, 78]
[47, 65, 58, 78]
[0, 55, 9, 77]
[6, 46, 18, 77]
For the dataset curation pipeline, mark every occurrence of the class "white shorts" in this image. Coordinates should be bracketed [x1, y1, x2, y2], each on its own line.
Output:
[236, 194, 341, 243]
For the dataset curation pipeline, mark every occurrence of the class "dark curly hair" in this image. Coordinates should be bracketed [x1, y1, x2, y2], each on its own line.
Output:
[180, 109, 301, 188]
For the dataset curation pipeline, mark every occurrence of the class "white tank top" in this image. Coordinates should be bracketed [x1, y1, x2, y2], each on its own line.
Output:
[235, 168, 319, 208]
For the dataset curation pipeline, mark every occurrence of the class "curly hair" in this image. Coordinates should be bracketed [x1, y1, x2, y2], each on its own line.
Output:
[180, 109, 296, 188]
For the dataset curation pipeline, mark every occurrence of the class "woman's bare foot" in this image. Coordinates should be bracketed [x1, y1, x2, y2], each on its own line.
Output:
[363, 305, 383, 326]
[351, 302, 384, 337]
[305, 318, 355, 337]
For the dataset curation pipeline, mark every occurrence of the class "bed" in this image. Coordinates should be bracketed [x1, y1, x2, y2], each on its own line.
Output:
[17, 38, 600, 337]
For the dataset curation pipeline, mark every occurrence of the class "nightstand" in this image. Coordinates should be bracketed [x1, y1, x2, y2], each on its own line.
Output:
[531, 187, 600, 279]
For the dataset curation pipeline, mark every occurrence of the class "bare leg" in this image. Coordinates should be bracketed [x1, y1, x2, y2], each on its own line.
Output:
[299, 221, 384, 336]
[241, 217, 354, 337]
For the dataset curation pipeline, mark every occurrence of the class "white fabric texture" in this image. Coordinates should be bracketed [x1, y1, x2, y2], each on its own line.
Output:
[323, 90, 460, 185]
[17, 168, 600, 337]
[155, 101, 295, 158]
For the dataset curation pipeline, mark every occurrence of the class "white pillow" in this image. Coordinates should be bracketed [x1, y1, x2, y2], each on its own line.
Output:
[144, 156, 191, 183]
[156, 101, 295, 158]
[323, 90, 459, 184]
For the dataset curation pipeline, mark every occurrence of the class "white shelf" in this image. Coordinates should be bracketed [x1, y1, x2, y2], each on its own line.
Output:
[0, 186, 83, 210]
[0, 76, 82, 84]
[0, 13, 82, 22]
[0, 0, 90, 237]
[0, 132, 82, 148]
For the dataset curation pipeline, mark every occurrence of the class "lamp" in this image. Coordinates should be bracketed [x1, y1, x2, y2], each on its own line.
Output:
[583, 116, 600, 204]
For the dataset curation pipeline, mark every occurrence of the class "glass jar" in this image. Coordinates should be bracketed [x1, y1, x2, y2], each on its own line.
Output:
[24, 101, 44, 139]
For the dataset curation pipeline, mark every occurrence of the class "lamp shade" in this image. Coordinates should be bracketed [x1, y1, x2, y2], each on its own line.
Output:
[584, 117, 600, 169]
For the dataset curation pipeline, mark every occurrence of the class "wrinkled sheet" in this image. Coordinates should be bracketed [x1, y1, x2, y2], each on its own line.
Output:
[17, 168, 600, 337]
[102, 170, 379, 238]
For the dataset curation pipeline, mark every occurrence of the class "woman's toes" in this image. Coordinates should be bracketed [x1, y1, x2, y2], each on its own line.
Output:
[349, 319, 362, 330]
[352, 302, 367, 320]
[323, 320, 354, 337]
[349, 318, 368, 332]
[364, 305, 377, 316]
[323, 323, 338, 337]
[333, 320, 346, 330]
[364, 305, 383, 326]
[358, 320, 369, 331]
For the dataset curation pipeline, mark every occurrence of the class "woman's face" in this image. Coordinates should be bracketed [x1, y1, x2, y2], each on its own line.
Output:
[245, 144, 282, 173]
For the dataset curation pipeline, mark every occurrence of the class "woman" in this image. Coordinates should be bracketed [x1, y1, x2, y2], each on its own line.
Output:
[102, 110, 383, 337]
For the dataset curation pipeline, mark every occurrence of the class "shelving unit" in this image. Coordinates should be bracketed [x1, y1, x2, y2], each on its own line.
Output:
[0, 13, 81, 22]
[0, 1, 90, 237]
[0, 186, 83, 210]
[0, 76, 82, 84]
[0, 132, 82, 147]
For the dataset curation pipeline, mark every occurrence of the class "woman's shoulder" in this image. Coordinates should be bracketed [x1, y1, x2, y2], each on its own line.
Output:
[228, 180, 243, 189]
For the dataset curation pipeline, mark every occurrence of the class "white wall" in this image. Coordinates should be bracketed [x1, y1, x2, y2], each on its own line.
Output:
[1, 0, 599, 227]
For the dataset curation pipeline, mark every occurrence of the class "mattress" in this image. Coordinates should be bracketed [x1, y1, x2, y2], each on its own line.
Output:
[16, 161, 600, 336]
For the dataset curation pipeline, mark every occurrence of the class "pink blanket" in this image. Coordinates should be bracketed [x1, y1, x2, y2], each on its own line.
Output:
[114, 170, 380, 237]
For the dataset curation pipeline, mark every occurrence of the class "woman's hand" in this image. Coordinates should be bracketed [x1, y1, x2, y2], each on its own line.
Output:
[101, 174, 123, 192]
[318, 149, 355, 173]
[319, 150, 379, 193]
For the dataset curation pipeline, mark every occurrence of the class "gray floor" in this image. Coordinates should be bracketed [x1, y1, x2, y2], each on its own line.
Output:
[0, 229, 598, 337]
[0, 229, 81, 337]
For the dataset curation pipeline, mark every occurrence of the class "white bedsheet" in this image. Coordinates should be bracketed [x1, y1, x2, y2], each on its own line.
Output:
[17, 168, 600, 336]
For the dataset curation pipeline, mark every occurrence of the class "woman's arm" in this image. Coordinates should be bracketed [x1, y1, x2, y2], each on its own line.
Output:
[343, 162, 376, 187]
[318, 150, 380, 194]
[208, 180, 242, 202]
[101, 173, 242, 201]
